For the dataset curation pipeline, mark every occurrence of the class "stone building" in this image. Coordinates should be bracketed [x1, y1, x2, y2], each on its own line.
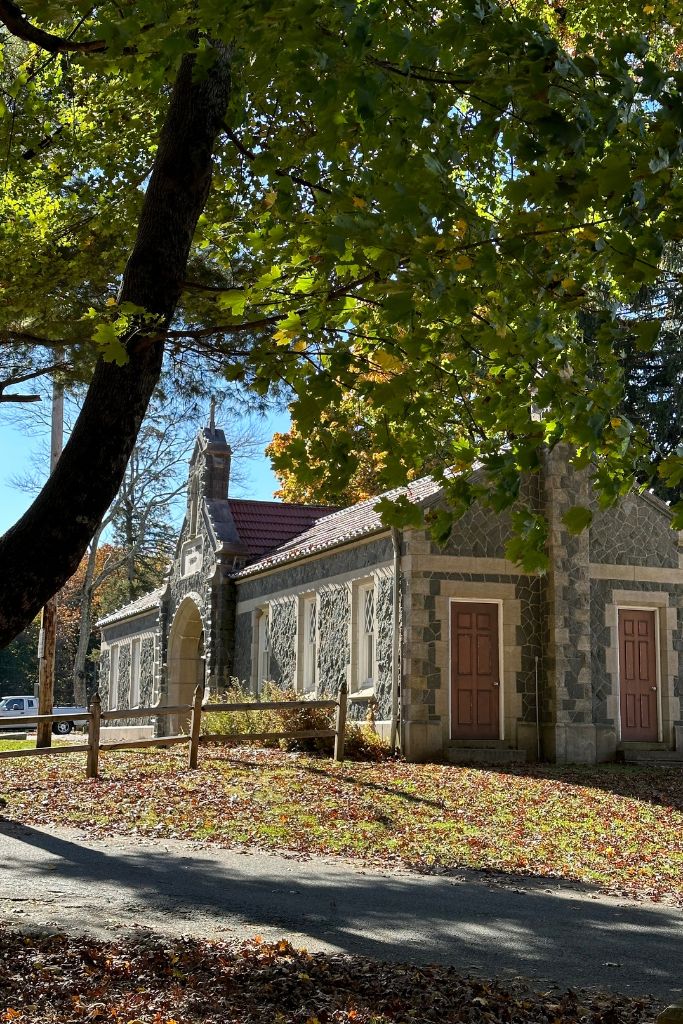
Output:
[98, 423, 683, 764]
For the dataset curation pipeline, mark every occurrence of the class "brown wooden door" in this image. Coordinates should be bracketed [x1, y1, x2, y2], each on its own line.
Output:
[450, 602, 500, 740]
[619, 609, 658, 742]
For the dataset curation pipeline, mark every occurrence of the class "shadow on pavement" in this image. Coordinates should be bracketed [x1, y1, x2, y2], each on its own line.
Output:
[0, 818, 681, 1000]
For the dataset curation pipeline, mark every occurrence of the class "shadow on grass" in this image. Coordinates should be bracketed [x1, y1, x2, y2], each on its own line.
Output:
[0, 818, 681, 1000]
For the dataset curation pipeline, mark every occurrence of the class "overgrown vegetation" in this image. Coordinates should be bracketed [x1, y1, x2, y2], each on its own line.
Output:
[202, 681, 391, 760]
[1, 748, 680, 905]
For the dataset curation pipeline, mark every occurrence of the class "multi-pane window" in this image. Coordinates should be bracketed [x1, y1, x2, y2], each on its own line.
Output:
[303, 597, 317, 693]
[259, 609, 270, 686]
[130, 638, 141, 707]
[359, 584, 375, 687]
[109, 645, 120, 710]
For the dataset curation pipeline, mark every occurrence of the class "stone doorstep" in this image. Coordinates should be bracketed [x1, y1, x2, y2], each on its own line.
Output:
[621, 750, 683, 764]
[445, 746, 527, 765]
[617, 741, 683, 763]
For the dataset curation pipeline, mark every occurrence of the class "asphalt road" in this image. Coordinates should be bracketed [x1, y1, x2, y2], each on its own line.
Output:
[0, 819, 681, 1000]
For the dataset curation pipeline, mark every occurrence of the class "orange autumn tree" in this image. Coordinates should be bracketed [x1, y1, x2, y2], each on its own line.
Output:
[266, 360, 461, 506]
[55, 544, 128, 703]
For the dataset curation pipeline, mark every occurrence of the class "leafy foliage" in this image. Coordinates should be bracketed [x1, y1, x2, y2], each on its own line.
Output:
[1, 749, 681, 905]
[5, 0, 683, 568]
[0, 929, 662, 1023]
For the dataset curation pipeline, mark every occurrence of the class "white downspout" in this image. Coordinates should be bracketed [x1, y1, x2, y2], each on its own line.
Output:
[390, 527, 402, 753]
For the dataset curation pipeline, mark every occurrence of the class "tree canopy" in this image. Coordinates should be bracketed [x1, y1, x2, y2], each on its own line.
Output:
[2, 0, 683, 642]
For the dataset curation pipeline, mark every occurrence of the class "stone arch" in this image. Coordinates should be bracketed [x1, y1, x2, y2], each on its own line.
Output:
[167, 595, 205, 732]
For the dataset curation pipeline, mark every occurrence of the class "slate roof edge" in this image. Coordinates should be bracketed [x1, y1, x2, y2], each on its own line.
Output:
[231, 523, 392, 581]
[231, 476, 445, 580]
[97, 586, 165, 628]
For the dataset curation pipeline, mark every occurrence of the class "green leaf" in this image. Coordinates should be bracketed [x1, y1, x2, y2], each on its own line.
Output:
[92, 323, 127, 365]
[562, 505, 593, 534]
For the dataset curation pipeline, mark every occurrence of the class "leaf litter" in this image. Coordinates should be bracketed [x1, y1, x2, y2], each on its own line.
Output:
[0, 747, 681, 905]
[0, 928, 663, 1024]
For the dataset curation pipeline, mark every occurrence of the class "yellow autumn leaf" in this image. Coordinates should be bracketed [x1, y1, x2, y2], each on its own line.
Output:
[273, 329, 295, 346]
[373, 348, 403, 373]
[105, 297, 117, 307]
[292, 339, 307, 352]
[611, 417, 622, 428]
[263, 190, 277, 208]
[451, 218, 468, 238]
[454, 254, 473, 270]
[644, 4, 655, 12]
[351, 195, 367, 209]
[561, 278, 577, 290]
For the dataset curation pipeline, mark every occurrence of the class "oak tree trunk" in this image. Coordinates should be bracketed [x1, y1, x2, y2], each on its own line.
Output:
[0, 48, 231, 647]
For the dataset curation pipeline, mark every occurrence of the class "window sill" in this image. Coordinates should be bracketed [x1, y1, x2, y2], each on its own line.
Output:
[350, 686, 376, 700]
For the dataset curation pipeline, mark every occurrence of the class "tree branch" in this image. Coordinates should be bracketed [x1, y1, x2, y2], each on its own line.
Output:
[0, 0, 105, 53]
[222, 125, 333, 196]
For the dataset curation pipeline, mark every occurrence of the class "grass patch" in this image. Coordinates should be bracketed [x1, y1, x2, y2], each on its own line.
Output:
[0, 739, 34, 751]
[0, 748, 681, 904]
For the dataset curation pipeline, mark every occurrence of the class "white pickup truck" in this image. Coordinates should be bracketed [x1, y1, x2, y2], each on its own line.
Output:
[0, 695, 89, 734]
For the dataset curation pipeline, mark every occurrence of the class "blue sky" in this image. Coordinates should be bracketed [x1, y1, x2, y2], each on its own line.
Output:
[0, 408, 291, 536]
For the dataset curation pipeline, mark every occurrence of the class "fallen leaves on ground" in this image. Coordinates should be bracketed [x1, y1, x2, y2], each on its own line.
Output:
[1, 747, 682, 904]
[0, 928, 662, 1023]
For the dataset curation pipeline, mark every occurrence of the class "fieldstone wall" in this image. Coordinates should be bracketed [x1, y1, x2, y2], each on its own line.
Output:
[139, 637, 155, 707]
[317, 585, 350, 698]
[269, 597, 297, 686]
[435, 504, 509, 560]
[542, 447, 593, 761]
[590, 493, 677, 567]
[117, 643, 131, 710]
[232, 611, 253, 686]
[375, 573, 395, 717]
[236, 538, 393, 603]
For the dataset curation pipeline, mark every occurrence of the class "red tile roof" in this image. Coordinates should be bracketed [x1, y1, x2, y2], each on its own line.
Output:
[233, 476, 442, 578]
[227, 499, 337, 562]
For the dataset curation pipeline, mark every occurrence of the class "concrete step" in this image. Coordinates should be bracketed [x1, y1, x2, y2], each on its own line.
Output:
[621, 748, 683, 764]
[618, 741, 669, 751]
[446, 746, 527, 765]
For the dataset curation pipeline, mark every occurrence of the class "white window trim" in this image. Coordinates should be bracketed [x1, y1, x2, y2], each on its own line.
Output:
[351, 578, 377, 696]
[109, 644, 120, 711]
[130, 637, 142, 708]
[299, 593, 318, 695]
[257, 606, 270, 691]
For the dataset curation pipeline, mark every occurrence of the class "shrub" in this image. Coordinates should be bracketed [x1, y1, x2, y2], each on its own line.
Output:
[201, 680, 335, 751]
[201, 681, 393, 759]
[344, 723, 392, 761]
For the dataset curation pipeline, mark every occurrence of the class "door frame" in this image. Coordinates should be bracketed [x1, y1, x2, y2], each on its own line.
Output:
[615, 605, 662, 743]
[448, 597, 505, 741]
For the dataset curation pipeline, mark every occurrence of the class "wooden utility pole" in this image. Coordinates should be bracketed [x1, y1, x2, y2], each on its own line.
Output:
[36, 367, 64, 748]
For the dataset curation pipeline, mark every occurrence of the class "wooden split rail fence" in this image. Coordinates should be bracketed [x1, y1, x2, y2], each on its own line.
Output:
[0, 683, 348, 779]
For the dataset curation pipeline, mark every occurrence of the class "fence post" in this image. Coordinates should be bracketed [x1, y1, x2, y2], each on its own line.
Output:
[334, 681, 347, 762]
[188, 684, 203, 769]
[86, 693, 101, 780]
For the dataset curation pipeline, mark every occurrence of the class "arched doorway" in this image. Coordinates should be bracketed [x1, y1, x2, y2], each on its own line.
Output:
[166, 596, 205, 733]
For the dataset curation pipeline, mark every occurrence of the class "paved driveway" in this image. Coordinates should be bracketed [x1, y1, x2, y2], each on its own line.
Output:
[0, 820, 681, 999]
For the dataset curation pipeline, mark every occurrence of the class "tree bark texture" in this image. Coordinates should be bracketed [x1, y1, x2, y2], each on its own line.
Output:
[0, 48, 232, 647]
